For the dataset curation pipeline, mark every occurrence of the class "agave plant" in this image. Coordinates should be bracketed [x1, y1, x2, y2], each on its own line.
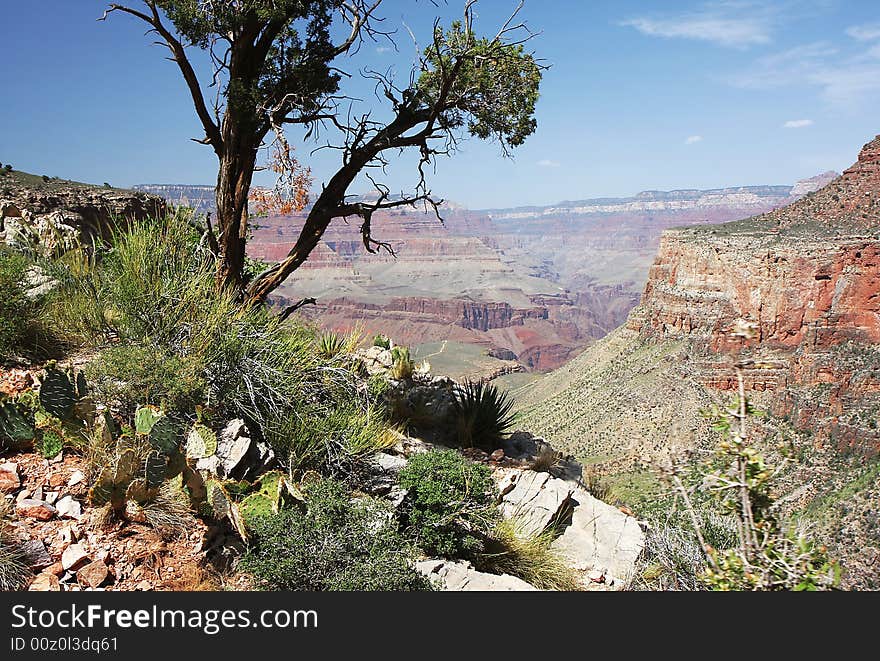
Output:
[317, 332, 345, 359]
[451, 381, 516, 450]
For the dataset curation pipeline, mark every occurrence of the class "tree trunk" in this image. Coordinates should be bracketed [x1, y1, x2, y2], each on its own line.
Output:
[214, 115, 258, 292]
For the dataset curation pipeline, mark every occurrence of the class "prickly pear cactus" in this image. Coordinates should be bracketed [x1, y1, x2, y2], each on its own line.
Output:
[88, 448, 140, 513]
[185, 423, 217, 460]
[237, 471, 304, 524]
[125, 478, 156, 505]
[38, 365, 77, 419]
[208, 481, 249, 540]
[135, 406, 180, 455]
[145, 451, 168, 489]
[0, 401, 35, 450]
[134, 406, 163, 435]
[239, 492, 275, 520]
[208, 481, 232, 519]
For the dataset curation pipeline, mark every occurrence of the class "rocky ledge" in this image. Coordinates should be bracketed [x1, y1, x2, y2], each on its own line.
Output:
[0, 172, 165, 255]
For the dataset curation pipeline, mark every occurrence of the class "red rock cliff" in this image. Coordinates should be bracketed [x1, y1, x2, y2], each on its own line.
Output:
[627, 136, 880, 453]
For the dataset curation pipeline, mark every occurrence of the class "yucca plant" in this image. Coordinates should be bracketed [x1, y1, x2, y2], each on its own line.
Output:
[317, 331, 345, 359]
[451, 380, 516, 450]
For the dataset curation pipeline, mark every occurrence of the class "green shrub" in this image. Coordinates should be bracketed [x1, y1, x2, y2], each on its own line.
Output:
[373, 334, 391, 349]
[240, 479, 432, 591]
[398, 449, 498, 558]
[451, 380, 516, 450]
[86, 344, 207, 414]
[317, 331, 344, 359]
[0, 248, 35, 359]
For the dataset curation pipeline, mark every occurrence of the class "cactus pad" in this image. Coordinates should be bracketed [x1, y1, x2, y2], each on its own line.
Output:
[185, 424, 217, 459]
[0, 401, 35, 449]
[38, 366, 77, 419]
[38, 428, 64, 459]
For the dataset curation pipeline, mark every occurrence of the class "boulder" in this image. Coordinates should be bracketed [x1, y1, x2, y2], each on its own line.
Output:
[16, 499, 56, 521]
[212, 419, 275, 480]
[354, 346, 394, 376]
[0, 462, 20, 493]
[61, 543, 90, 571]
[19, 539, 53, 571]
[55, 495, 82, 520]
[416, 560, 537, 591]
[550, 487, 645, 588]
[77, 560, 109, 589]
[502, 431, 582, 482]
[496, 469, 575, 538]
[29, 572, 60, 592]
[359, 453, 408, 505]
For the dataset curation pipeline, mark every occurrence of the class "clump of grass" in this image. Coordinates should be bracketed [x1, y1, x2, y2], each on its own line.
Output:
[317, 331, 344, 359]
[0, 500, 31, 591]
[479, 517, 583, 591]
[0, 540, 30, 591]
[451, 380, 516, 450]
[264, 404, 398, 472]
[529, 446, 562, 473]
[0, 247, 44, 360]
[141, 479, 197, 538]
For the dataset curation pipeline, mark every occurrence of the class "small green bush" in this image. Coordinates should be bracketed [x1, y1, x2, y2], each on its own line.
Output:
[451, 380, 516, 450]
[373, 334, 391, 349]
[398, 448, 498, 558]
[240, 479, 432, 591]
[0, 248, 35, 359]
[86, 344, 207, 414]
[317, 331, 344, 359]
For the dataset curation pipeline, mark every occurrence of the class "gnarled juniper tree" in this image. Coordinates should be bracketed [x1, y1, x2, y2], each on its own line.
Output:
[101, 0, 543, 303]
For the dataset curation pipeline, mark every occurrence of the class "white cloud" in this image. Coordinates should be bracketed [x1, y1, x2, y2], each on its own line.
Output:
[536, 159, 561, 168]
[730, 41, 880, 108]
[620, 1, 777, 49]
[685, 135, 704, 145]
[375, 46, 393, 54]
[846, 23, 880, 42]
[783, 119, 814, 128]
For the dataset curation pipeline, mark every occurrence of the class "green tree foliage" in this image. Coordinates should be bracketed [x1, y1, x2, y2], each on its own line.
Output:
[669, 373, 840, 591]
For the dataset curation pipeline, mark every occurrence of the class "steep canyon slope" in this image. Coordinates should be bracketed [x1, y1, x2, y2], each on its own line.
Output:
[517, 137, 880, 588]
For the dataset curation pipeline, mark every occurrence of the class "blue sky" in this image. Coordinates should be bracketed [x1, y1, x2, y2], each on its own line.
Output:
[1, 0, 879, 208]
